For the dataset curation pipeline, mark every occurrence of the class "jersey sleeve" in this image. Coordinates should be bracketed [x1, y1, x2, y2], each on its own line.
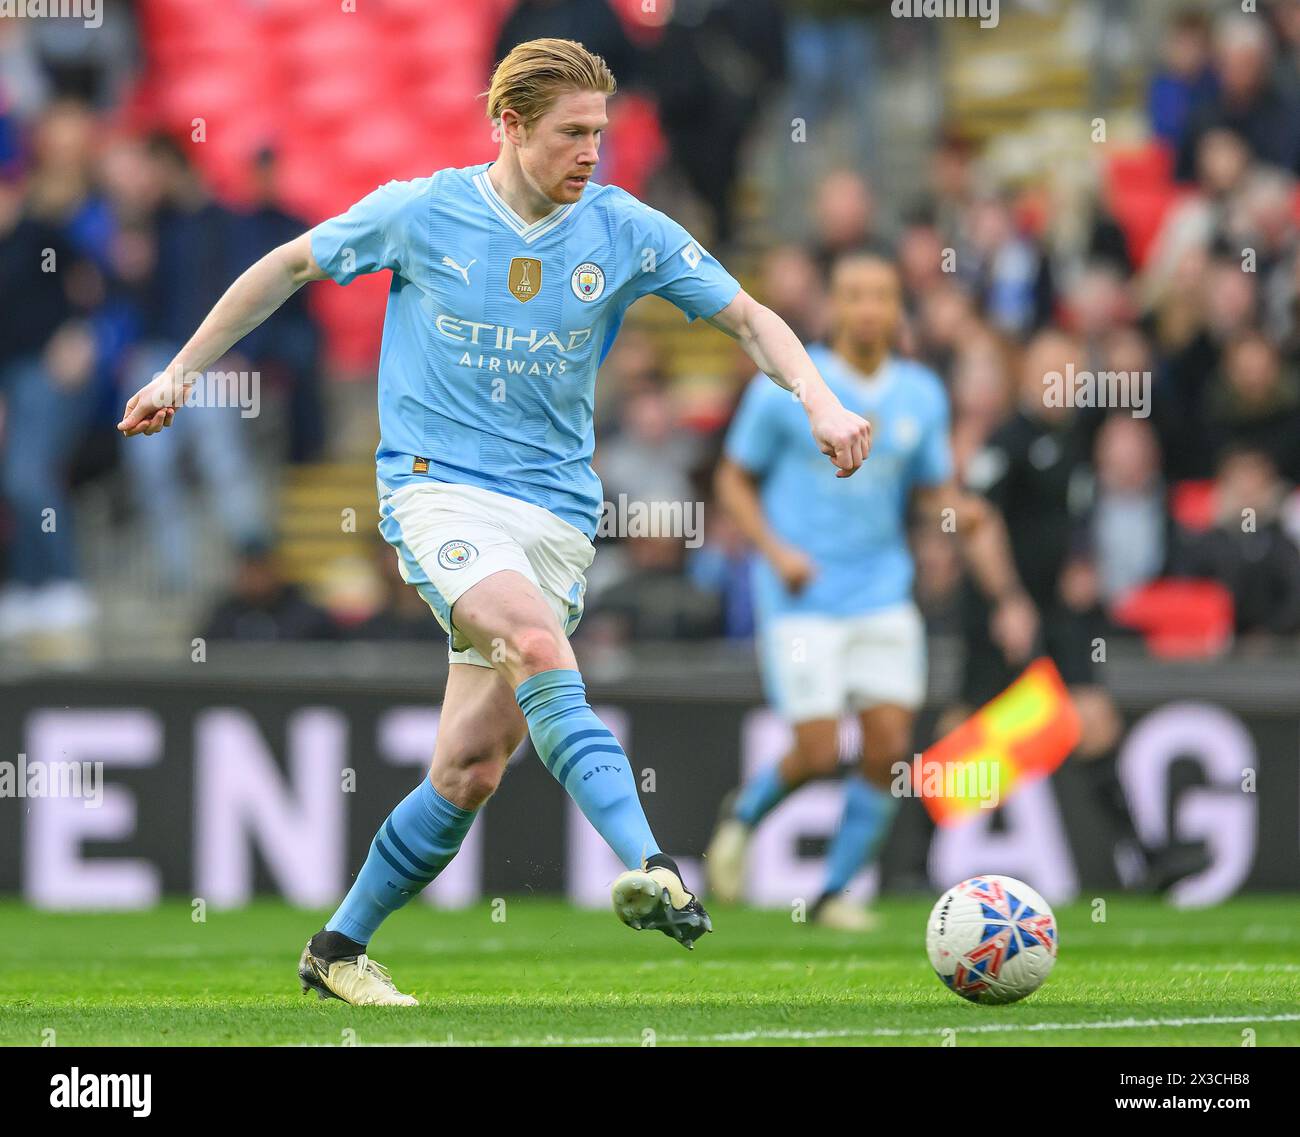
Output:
[724, 376, 787, 477]
[632, 206, 741, 321]
[310, 179, 423, 285]
[913, 376, 954, 488]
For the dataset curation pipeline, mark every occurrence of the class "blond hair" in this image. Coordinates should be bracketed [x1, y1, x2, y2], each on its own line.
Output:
[485, 38, 616, 126]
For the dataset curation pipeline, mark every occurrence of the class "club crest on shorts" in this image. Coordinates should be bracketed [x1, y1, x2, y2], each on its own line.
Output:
[508, 257, 542, 302]
[438, 540, 478, 570]
[571, 262, 605, 302]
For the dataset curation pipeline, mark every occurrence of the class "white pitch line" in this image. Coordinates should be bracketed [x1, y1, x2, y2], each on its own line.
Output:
[278, 1012, 1300, 1047]
[490, 1013, 1300, 1046]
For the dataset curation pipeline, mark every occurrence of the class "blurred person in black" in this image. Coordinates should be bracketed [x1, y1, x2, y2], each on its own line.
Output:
[202, 539, 337, 643]
[494, 0, 639, 89]
[1206, 327, 1300, 483]
[119, 132, 269, 587]
[0, 169, 99, 641]
[644, 0, 786, 248]
[1146, 128, 1253, 307]
[231, 149, 325, 464]
[960, 329, 1203, 892]
[1151, 247, 1261, 482]
[581, 533, 721, 643]
[1176, 13, 1300, 181]
[1178, 445, 1300, 642]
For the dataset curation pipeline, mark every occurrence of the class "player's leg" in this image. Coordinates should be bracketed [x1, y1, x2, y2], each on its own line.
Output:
[1068, 682, 1205, 891]
[1048, 608, 1201, 891]
[813, 703, 911, 930]
[452, 568, 711, 947]
[707, 718, 840, 903]
[452, 569, 662, 866]
[300, 663, 525, 1005]
[813, 603, 926, 929]
[707, 615, 848, 902]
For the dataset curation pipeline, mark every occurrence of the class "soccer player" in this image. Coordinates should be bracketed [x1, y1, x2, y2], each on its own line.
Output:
[117, 39, 871, 1005]
[706, 252, 1037, 929]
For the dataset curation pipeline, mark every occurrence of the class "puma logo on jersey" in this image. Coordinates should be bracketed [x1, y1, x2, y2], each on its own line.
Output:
[441, 255, 476, 285]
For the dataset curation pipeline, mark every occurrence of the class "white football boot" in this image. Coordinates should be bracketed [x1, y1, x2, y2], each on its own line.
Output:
[705, 815, 751, 904]
[812, 895, 880, 932]
[612, 863, 713, 949]
[298, 940, 419, 1006]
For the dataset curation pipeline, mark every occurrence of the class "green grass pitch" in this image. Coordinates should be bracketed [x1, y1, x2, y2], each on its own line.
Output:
[3, 897, 1298, 1046]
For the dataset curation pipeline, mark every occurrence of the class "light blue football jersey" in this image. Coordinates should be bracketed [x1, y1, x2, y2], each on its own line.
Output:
[310, 164, 741, 537]
[724, 346, 953, 621]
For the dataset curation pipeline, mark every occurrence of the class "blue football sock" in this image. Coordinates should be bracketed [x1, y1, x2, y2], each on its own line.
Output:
[325, 776, 475, 944]
[822, 775, 898, 896]
[733, 763, 791, 827]
[515, 668, 659, 869]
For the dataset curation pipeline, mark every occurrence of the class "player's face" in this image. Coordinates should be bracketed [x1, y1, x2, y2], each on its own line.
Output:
[519, 89, 607, 205]
[830, 259, 901, 354]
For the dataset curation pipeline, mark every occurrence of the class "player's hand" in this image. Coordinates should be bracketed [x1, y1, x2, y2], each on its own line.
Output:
[118, 364, 186, 437]
[990, 591, 1038, 665]
[808, 401, 871, 478]
[770, 544, 816, 594]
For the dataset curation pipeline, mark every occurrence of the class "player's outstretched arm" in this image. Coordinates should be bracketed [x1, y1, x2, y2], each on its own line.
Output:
[706, 290, 871, 478]
[714, 458, 815, 593]
[118, 232, 330, 437]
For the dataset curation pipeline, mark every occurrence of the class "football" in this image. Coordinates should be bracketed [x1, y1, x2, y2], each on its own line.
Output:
[926, 875, 1058, 1005]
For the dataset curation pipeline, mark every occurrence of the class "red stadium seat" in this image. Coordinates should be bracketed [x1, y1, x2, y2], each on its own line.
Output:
[1105, 142, 1191, 269]
[1170, 480, 1217, 533]
[1111, 579, 1235, 658]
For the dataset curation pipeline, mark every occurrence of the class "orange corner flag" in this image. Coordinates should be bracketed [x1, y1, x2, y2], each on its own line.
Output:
[916, 657, 1081, 826]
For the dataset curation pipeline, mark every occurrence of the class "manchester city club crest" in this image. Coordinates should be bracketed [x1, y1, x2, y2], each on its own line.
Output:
[437, 540, 478, 571]
[570, 261, 605, 302]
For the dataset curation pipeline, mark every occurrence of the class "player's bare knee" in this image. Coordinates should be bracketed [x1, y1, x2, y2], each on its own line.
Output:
[432, 754, 506, 810]
[793, 741, 839, 779]
[862, 747, 907, 789]
[866, 734, 912, 781]
[458, 759, 507, 806]
[509, 624, 569, 678]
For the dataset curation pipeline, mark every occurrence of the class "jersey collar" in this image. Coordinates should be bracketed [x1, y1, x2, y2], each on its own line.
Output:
[831, 350, 896, 401]
[473, 167, 576, 244]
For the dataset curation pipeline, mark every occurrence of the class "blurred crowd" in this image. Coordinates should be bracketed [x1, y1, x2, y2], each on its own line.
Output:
[583, 3, 1300, 658]
[3, 1, 1300, 661]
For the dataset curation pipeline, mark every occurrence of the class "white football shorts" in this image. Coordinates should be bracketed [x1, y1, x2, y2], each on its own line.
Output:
[377, 479, 595, 667]
[759, 601, 927, 722]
